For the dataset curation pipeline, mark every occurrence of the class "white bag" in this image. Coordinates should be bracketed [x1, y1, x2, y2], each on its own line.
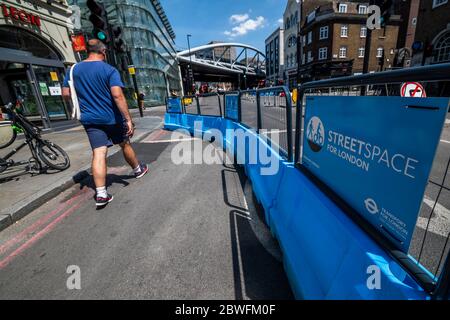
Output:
[68, 64, 81, 120]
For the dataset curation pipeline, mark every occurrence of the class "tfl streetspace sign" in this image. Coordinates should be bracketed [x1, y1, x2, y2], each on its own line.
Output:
[303, 96, 450, 252]
[225, 94, 239, 121]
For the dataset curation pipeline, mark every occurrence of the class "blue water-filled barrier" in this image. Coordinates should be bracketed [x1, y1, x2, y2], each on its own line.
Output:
[164, 113, 430, 300]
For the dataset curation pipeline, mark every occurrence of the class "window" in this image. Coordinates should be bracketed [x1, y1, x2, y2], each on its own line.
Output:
[288, 35, 297, 48]
[286, 18, 290, 29]
[319, 26, 329, 40]
[308, 31, 312, 44]
[433, 31, 450, 63]
[360, 26, 367, 38]
[319, 47, 328, 60]
[358, 47, 365, 58]
[377, 47, 384, 58]
[358, 5, 367, 14]
[307, 51, 313, 62]
[341, 25, 348, 37]
[433, 0, 448, 8]
[338, 4, 348, 13]
[302, 53, 306, 64]
[339, 46, 347, 58]
[302, 35, 306, 47]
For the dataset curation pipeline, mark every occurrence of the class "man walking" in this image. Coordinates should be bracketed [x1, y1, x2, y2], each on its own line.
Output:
[62, 39, 148, 208]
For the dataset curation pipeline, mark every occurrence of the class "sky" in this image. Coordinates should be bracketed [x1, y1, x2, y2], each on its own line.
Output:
[160, 0, 287, 52]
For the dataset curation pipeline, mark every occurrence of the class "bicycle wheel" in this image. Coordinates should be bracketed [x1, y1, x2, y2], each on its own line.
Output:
[37, 140, 70, 171]
[0, 122, 16, 149]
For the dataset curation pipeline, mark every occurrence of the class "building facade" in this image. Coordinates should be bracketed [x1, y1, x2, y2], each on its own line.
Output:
[298, 0, 401, 82]
[265, 27, 284, 86]
[69, 0, 183, 107]
[283, 0, 301, 89]
[0, 0, 77, 127]
[394, 0, 420, 68]
[411, 0, 450, 66]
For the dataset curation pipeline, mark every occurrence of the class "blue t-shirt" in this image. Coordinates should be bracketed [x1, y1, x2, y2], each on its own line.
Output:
[63, 61, 124, 125]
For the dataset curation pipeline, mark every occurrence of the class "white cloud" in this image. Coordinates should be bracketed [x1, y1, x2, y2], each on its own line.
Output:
[230, 14, 249, 24]
[224, 15, 266, 38]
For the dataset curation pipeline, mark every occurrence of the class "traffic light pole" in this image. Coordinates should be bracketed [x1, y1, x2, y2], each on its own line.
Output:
[126, 50, 144, 118]
[103, 5, 117, 67]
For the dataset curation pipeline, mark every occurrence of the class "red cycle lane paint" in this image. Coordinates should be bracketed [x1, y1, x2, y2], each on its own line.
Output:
[0, 189, 87, 256]
[0, 192, 92, 270]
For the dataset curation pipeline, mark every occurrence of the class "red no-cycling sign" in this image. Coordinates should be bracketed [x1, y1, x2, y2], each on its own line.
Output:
[401, 82, 427, 98]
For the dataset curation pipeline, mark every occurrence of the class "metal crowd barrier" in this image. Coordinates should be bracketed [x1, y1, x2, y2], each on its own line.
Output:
[172, 87, 294, 161]
[294, 63, 450, 298]
[197, 93, 222, 117]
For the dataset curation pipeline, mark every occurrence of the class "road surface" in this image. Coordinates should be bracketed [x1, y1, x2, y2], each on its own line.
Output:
[0, 129, 293, 299]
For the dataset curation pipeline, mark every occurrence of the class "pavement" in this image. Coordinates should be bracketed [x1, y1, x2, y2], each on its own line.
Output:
[0, 108, 164, 232]
[0, 129, 293, 299]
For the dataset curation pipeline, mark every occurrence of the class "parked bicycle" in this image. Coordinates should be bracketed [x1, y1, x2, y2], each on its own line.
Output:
[0, 99, 70, 174]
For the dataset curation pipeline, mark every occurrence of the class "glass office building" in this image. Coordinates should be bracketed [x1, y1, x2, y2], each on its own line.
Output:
[70, 0, 183, 107]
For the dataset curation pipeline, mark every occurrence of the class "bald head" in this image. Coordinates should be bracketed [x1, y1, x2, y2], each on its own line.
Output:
[87, 39, 107, 55]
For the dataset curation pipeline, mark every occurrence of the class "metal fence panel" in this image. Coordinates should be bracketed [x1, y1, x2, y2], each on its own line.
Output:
[197, 93, 221, 117]
[240, 90, 258, 130]
[259, 87, 293, 159]
[182, 96, 199, 115]
[295, 64, 450, 294]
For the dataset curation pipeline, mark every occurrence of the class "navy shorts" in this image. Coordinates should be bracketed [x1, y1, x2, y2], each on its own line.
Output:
[84, 121, 129, 150]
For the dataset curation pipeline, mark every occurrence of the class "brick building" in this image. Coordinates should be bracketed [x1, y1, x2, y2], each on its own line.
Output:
[298, 0, 402, 82]
[411, 0, 450, 66]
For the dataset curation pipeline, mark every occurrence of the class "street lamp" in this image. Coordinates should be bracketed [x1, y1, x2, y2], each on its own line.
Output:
[187, 34, 195, 94]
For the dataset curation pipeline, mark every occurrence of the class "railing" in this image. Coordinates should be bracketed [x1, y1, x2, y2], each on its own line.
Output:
[166, 64, 450, 298]
[295, 63, 450, 298]
[197, 93, 222, 117]
[181, 95, 199, 115]
[173, 87, 294, 160]
[257, 87, 294, 161]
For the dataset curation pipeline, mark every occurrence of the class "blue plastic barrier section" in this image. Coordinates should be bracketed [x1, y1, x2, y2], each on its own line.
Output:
[164, 113, 431, 300]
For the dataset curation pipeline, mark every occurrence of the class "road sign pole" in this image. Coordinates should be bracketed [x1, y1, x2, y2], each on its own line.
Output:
[126, 51, 144, 118]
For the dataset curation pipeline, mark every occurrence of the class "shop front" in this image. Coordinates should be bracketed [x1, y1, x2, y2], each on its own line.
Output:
[0, 0, 77, 128]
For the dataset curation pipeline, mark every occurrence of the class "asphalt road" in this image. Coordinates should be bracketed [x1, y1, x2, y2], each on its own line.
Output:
[0, 130, 293, 299]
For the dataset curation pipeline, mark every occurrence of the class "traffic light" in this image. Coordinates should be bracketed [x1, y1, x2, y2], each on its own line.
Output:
[87, 0, 110, 43]
[112, 26, 125, 52]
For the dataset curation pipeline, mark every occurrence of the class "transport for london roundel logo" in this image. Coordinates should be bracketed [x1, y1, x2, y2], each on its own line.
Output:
[306, 116, 325, 152]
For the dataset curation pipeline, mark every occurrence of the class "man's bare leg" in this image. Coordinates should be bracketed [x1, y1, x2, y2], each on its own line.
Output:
[92, 146, 108, 188]
[120, 141, 139, 169]
[92, 146, 114, 206]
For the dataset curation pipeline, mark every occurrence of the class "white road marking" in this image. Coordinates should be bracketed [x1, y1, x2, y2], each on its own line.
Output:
[441, 140, 450, 144]
[142, 138, 200, 144]
[417, 197, 450, 238]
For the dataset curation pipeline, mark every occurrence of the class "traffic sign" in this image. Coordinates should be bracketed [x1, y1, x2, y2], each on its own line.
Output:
[401, 82, 427, 98]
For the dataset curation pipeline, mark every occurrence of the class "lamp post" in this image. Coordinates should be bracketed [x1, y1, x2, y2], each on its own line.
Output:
[187, 34, 195, 94]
